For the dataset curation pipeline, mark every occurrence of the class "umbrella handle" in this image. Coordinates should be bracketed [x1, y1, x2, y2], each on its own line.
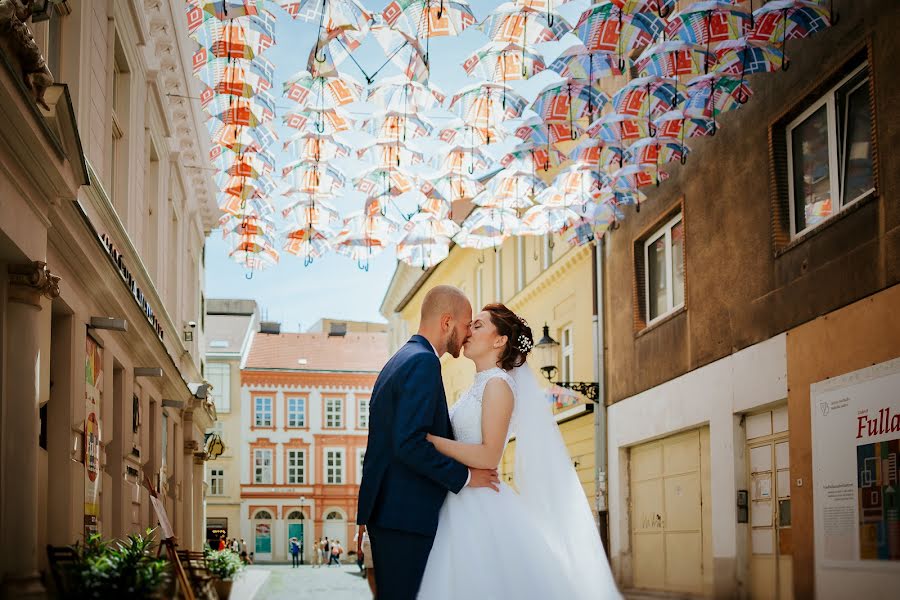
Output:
[711, 120, 718, 136]
[680, 152, 688, 166]
[648, 122, 657, 138]
[544, 160, 550, 172]
[438, 0, 444, 19]
[245, 271, 254, 280]
[636, 201, 641, 213]
[304, 255, 314, 267]
[736, 85, 750, 105]
[468, 163, 475, 175]
[658, 2, 672, 19]
[358, 258, 369, 272]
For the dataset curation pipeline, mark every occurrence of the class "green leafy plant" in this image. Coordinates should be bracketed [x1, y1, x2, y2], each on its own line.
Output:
[204, 549, 243, 581]
[65, 529, 170, 599]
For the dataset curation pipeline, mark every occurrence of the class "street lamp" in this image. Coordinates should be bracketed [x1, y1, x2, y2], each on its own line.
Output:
[533, 323, 600, 403]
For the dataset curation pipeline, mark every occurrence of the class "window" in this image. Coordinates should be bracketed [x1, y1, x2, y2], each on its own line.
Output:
[286, 450, 305, 484]
[357, 397, 370, 429]
[516, 237, 525, 293]
[560, 326, 574, 382]
[207, 363, 230, 413]
[254, 396, 273, 428]
[286, 510, 304, 520]
[254, 449, 273, 484]
[357, 448, 366, 484]
[254, 510, 272, 520]
[324, 397, 343, 429]
[161, 412, 168, 468]
[786, 62, 874, 237]
[643, 213, 685, 323]
[287, 397, 306, 428]
[109, 36, 130, 219]
[325, 449, 344, 484]
[210, 468, 224, 496]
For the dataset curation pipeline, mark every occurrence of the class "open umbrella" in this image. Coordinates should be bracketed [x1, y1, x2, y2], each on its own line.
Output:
[437, 145, 494, 175]
[282, 107, 352, 134]
[610, 0, 677, 18]
[283, 132, 351, 162]
[367, 76, 445, 113]
[479, 2, 571, 46]
[383, 0, 477, 67]
[515, 118, 584, 146]
[635, 41, 716, 78]
[281, 196, 342, 233]
[462, 41, 546, 81]
[520, 204, 583, 236]
[713, 37, 785, 79]
[437, 122, 506, 146]
[282, 225, 332, 266]
[358, 138, 425, 167]
[611, 75, 683, 119]
[188, 0, 262, 26]
[190, 18, 275, 61]
[547, 44, 627, 85]
[568, 137, 628, 169]
[586, 113, 653, 144]
[354, 165, 416, 196]
[684, 73, 753, 131]
[574, 1, 665, 70]
[361, 111, 433, 141]
[454, 208, 520, 249]
[749, 0, 831, 70]
[277, 0, 372, 30]
[530, 79, 610, 134]
[664, 1, 752, 55]
[500, 143, 566, 172]
[283, 70, 364, 108]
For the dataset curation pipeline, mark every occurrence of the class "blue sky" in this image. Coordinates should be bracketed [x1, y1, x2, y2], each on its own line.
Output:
[203, 0, 589, 330]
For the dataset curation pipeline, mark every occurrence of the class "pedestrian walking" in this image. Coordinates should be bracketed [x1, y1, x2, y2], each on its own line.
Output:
[323, 537, 330, 565]
[329, 541, 341, 566]
[357, 525, 376, 597]
[289, 537, 301, 568]
[312, 538, 322, 568]
[231, 538, 240, 554]
[217, 536, 226, 551]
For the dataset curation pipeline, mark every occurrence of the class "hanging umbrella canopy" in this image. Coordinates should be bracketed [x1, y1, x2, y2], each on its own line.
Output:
[282, 132, 351, 162]
[684, 72, 753, 123]
[218, 171, 278, 197]
[210, 122, 278, 153]
[499, 143, 566, 171]
[397, 235, 452, 269]
[196, 63, 273, 100]
[461, 41, 546, 81]
[454, 208, 520, 249]
[280, 162, 346, 195]
[281, 196, 343, 234]
[405, 210, 462, 238]
[449, 82, 528, 130]
[550, 164, 609, 206]
[282, 107, 353, 134]
[530, 79, 610, 130]
[611, 75, 683, 119]
[749, 0, 831, 69]
[277, 0, 372, 31]
[220, 214, 276, 238]
[574, 2, 665, 65]
[587, 112, 653, 143]
[358, 139, 426, 167]
[282, 226, 332, 264]
[367, 76, 445, 112]
[713, 37, 785, 77]
[354, 165, 416, 196]
[610, 0, 677, 18]
[204, 95, 275, 126]
[369, 23, 431, 84]
[305, 26, 362, 78]
[652, 109, 717, 140]
[217, 192, 276, 220]
[360, 111, 434, 141]
[437, 122, 507, 146]
[283, 70, 364, 108]
[229, 244, 280, 270]
[635, 41, 717, 78]
[520, 203, 584, 236]
[568, 137, 628, 169]
[437, 145, 494, 175]
[190, 18, 275, 61]
[547, 44, 627, 82]
[186, 0, 265, 31]
[664, 1, 752, 46]
[432, 172, 486, 202]
[478, 2, 571, 45]
[216, 152, 276, 179]
[488, 168, 548, 198]
[625, 136, 690, 167]
[332, 207, 400, 266]
[515, 118, 583, 145]
[192, 55, 275, 93]
[382, 0, 478, 39]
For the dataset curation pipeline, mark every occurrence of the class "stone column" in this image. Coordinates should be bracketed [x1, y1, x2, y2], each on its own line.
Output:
[1, 262, 59, 599]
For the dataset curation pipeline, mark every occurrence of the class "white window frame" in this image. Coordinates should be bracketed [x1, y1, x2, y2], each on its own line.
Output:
[560, 325, 574, 382]
[357, 397, 370, 429]
[325, 448, 345, 484]
[286, 449, 305, 485]
[643, 213, 685, 325]
[356, 448, 366, 484]
[324, 397, 343, 429]
[786, 63, 874, 238]
[207, 363, 231, 413]
[253, 448, 273, 484]
[287, 396, 306, 428]
[210, 468, 224, 496]
[254, 396, 273, 428]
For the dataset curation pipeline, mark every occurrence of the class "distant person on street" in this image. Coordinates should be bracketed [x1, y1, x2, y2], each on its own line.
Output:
[289, 537, 301, 568]
[217, 536, 226, 551]
[358, 525, 376, 597]
[231, 538, 240, 554]
[248, 551, 254, 565]
[330, 540, 342, 565]
[312, 538, 322, 568]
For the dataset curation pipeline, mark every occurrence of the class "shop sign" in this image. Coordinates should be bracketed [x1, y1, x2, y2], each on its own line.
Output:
[547, 385, 593, 422]
[84, 335, 103, 538]
[98, 233, 164, 340]
[812, 357, 900, 578]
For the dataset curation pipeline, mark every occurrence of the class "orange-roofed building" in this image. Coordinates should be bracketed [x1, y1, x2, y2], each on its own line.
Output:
[240, 320, 389, 563]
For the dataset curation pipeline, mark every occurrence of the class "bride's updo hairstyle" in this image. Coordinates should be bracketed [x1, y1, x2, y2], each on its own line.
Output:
[483, 303, 534, 371]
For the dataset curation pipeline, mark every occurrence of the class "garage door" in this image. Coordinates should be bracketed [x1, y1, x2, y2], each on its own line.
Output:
[630, 428, 711, 594]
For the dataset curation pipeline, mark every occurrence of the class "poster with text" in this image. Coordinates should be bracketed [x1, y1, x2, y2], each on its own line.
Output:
[84, 334, 103, 538]
[812, 357, 900, 570]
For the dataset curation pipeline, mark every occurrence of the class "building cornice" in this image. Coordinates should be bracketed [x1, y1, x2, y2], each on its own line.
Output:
[507, 244, 593, 311]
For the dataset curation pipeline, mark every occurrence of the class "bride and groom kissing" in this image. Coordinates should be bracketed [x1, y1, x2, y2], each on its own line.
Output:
[357, 285, 620, 599]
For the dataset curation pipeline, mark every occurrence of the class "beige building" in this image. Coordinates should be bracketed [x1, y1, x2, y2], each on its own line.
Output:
[203, 299, 259, 550]
[0, 1, 220, 596]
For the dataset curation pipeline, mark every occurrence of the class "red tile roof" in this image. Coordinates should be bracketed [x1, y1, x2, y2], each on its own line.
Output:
[245, 332, 390, 373]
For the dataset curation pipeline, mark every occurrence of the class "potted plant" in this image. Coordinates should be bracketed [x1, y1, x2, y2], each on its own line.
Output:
[204, 549, 243, 599]
[63, 529, 170, 598]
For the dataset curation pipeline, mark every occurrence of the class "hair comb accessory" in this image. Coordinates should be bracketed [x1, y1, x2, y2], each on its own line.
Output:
[517, 315, 528, 327]
[515, 334, 533, 353]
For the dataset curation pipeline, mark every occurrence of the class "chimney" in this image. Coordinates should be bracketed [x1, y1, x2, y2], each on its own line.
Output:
[328, 321, 347, 337]
[259, 321, 281, 335]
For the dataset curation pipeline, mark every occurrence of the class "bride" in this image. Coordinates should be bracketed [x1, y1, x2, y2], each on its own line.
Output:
[417, 303, 621, 599]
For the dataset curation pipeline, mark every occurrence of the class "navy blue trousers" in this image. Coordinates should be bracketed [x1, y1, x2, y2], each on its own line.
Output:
[367, 525, 435, 600]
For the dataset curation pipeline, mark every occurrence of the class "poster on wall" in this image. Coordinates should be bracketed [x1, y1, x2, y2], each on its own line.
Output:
[84, 334, 103, 539]
[811, 357, 900, 571]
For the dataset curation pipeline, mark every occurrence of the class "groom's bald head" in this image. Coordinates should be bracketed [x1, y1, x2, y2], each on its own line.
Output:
[419, 285, 472, 358]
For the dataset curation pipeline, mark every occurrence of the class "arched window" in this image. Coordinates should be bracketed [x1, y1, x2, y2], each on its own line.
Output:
[254, 510, 272, 520]
[286, 510, 304, 520]
[325, 511, 343, 520]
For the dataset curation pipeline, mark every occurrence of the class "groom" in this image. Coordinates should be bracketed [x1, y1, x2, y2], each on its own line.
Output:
[357, 285, 500, 599]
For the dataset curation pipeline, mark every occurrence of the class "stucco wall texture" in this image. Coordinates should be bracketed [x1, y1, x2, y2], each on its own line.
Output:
[603, 0, 900, 404]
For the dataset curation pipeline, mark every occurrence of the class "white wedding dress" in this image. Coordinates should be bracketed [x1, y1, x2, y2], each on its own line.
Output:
[418, 367, 622, 600]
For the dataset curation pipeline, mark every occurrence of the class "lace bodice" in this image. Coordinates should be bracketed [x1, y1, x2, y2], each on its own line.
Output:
[449, 367, 517, 446]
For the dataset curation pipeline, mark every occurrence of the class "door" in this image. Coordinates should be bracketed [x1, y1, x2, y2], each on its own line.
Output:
[288, 522, 304, 559]
[746, 408, 792, 600]
[323, 510, 347, 551]
[630, 428, 711, 594]
[253, 513, 273, 562]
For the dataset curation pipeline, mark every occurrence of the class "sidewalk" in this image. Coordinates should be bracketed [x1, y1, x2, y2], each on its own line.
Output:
[229, 567, 270, 600]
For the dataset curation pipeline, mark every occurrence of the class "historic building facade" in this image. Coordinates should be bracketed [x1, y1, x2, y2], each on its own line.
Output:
[0, 1, 220, 596]
[239, 325, 389, 563]
[602, 1, 900, 598]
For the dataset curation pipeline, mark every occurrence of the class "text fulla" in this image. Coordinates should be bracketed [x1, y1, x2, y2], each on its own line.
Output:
[856, 408, 900, 439]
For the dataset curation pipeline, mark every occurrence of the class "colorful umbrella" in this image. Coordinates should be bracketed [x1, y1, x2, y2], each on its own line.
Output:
[454, 208, 520, 249]
[354, 165, 415, 196]
[574, 2, 665, 69]
[432, 172, 486, 202]
[664, 2, 752, 49]
[586, 113, 653, 144]
[187, 0, 262, 27]
[210, 123, 278, 153]
[462, 41, 546, 81]
[358, 139, 425, 167]
[477, 169, 543, 209]
[190, 18, 275, 61]
[749, 0, 831, 70]
[500, 143, 567, 171]
[568, 138, 628, 169]
[281, 196, 342, 233]
[217, 192, 276, 220]
[449, 82, 528, 134]
[332, 204, 400, 269]
[282, 225, 332, 265]
[282, 107, 352, 134]
[369, 23, 430, 84]
[634, 41, 717, 78]
[520, 204, 584, 236]
[382, 0, 477, 40]
[437, 123, 506, 146]
[610, 0, 677, 18]
[282, 132, 351, 162]
[217, 152, 275, 179]
[625, 136, 690, 168]
[280, 163, 345, 195]
[283, 70, 364, 108]
[437, 145, 494, 175]
[713, 37, 786, 78]
[361, 111, 433, 141]
[515, 118, 583, 146]
[397, 233, 452, 268]
[530, 79, 610, 133]
[478, 2, 571, 46]
[192, 55, 275, 94]
[611, 75, 683, 119]
[547, 44, 627, 83]
[204, 95, 275, 126]
[550, 164, 608, 206]
[367, 76, 445, 113]
[684, 73, 753, 131]
[277, 0, 372, 31]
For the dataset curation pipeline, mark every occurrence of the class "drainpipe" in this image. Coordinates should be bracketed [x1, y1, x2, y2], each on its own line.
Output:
[592, 239, 610, 556]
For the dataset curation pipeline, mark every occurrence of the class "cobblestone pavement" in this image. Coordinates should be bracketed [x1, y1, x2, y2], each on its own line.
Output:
[238, 564, 371, 600]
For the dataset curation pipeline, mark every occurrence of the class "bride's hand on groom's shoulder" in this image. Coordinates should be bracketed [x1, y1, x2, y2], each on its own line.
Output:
[467, 468, 500, 492]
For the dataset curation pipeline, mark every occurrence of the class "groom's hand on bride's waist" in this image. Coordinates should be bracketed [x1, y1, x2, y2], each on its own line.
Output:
[467, 468, 500, 492]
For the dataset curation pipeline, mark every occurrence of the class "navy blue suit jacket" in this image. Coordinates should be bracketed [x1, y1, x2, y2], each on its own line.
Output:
[357, 335, 469, 537]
